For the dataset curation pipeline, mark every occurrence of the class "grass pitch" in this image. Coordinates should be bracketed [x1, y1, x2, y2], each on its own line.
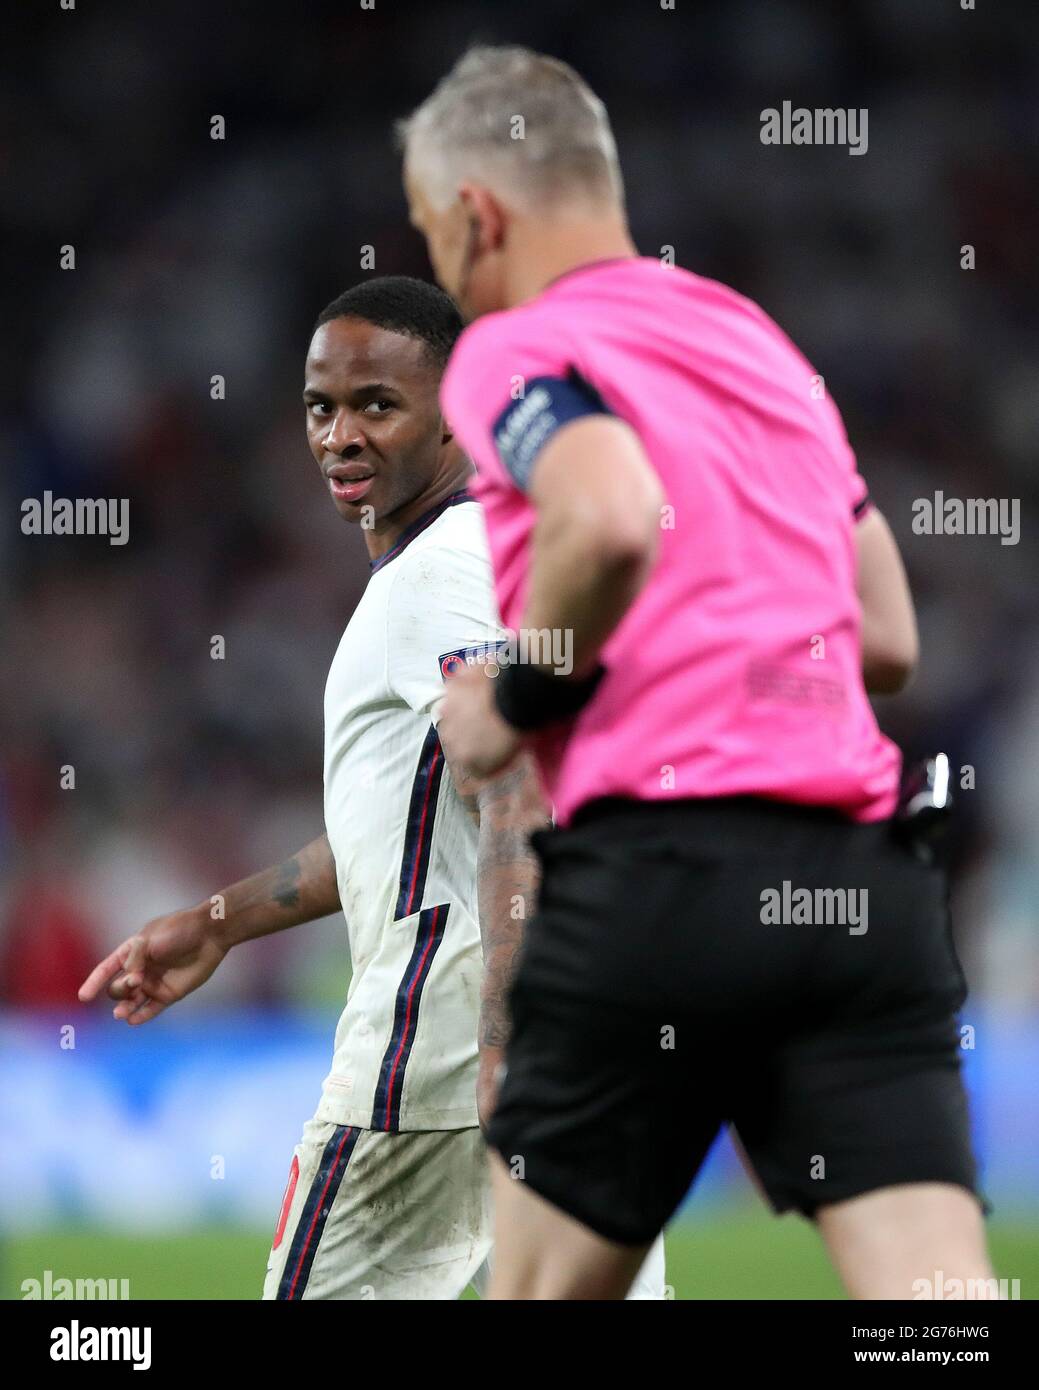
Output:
[6, 1207, 1036, 1300]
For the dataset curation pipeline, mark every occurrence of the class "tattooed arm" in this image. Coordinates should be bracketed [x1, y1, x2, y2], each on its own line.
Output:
[215, 833, 341, 945]
[78, 834, 341, 1025]
[447, 752, 549, 1127]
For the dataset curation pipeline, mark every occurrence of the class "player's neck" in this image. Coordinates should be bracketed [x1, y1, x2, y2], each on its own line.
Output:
[363, 467, 473, 565]
[502, 213, 638, 309]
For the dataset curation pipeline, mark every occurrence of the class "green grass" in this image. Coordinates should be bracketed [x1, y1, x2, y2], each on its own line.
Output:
[6, 1210, 1037, 1299]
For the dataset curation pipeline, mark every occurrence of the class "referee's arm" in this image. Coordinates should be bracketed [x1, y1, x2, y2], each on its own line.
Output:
[855, 506, 919, 694]
[522, 416, 665, 678]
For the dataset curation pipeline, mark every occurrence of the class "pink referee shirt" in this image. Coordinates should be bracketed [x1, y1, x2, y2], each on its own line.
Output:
[441, 257, 901, 825]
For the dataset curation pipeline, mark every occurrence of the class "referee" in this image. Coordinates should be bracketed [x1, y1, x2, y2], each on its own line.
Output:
[399, 46, 993, 1300]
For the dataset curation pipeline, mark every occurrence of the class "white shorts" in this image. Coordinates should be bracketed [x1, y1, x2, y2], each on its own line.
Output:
[262, 1117, 667, 1300]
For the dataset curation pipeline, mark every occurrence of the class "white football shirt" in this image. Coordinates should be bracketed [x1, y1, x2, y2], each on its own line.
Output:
[316, 492, 505, 1131]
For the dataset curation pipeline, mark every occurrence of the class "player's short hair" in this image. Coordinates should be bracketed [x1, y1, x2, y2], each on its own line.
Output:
[314, 276, 464, 370]
[396, 45, 624, 213]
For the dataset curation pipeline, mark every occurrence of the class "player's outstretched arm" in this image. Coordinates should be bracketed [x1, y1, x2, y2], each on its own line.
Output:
[856, 507, 919, 694]
[77, 832, 341, 1025]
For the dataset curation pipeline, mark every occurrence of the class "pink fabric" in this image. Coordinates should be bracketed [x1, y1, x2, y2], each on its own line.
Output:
[442, 258, 900, 824]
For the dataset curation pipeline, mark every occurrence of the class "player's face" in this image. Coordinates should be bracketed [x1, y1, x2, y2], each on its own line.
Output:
[304, 318, 450, 524]
[405, 166, 502, 321]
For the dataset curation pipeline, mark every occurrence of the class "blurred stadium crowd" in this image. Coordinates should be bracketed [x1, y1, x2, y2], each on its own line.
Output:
[3, 0, 1038, 1016]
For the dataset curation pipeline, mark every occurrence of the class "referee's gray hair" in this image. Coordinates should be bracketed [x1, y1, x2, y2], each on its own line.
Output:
[396, 45, 624, 212]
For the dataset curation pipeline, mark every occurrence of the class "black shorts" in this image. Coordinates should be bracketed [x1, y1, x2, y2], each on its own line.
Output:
[487, 796, 981, 1246]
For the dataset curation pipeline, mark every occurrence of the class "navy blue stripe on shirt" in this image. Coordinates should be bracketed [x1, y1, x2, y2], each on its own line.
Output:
[276, 1124, 360, 1300]
[394, 724, 445, 920]
[369, 490, 472, 575]
[370, 904, 450, 1132]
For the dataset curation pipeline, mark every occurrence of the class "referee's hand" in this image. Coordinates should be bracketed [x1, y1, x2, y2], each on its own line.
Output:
[438, 663, 522, 782]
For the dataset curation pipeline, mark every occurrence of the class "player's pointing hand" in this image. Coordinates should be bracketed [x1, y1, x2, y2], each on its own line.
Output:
[77, 906, 228, 1025]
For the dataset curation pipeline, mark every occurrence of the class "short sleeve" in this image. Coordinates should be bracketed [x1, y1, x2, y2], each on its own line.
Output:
[385, 541, 507, 723]
[442, 314, 612, 493]
[851, 462, 872, 522]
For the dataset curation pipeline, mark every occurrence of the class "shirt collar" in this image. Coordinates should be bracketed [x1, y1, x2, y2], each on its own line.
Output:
[369, 489, 472, 575]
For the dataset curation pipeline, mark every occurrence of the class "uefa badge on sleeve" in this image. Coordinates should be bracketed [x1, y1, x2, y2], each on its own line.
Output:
[439, 641, 510, 681]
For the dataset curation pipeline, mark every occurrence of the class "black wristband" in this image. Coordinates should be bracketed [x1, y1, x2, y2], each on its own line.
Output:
[493, 659, 606, 731]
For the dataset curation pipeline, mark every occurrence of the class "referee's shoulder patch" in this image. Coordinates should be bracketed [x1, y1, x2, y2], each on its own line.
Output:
[439, 640, 509, 680]
[492, 370, 612, 491]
